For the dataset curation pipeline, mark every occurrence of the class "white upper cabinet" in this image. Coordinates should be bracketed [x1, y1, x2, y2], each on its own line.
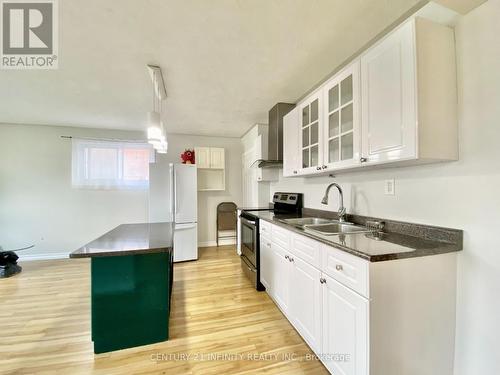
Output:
[360, 17, 457, 165]
[209, 147, 225, 169]
[195, 147, 210, 168]
[283, 16, 458, 176]
[360, 20, 417, 164]
[298, 91, 323, 174]
[283, 108, 299, 177]
[195, 147, 226, 191]
[195, 147, 225, 169]
[323, 61, 361, 170]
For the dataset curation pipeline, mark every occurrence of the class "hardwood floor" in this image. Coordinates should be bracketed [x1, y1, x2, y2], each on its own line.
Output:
[0, 246, 328, 374]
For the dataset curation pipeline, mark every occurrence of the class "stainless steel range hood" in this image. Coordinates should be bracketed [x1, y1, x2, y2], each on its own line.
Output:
[255, 102, 295, 168]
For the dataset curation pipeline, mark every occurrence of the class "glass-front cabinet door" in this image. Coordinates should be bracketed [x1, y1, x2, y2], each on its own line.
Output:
[299, 91, 323, 174]
[322, 60, 360, 171]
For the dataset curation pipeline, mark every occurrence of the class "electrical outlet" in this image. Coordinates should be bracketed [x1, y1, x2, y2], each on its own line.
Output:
[384, 179, 395, 195]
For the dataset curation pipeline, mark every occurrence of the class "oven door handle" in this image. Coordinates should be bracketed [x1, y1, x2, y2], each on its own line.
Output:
[240, 217, 256, 226]
[241, 255, 256, 273]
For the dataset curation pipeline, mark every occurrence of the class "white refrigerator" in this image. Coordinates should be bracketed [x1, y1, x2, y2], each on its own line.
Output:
[149, 162, 198, 262]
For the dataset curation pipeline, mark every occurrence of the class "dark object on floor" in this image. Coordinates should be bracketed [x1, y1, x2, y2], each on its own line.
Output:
[0, 251, 22, 278]
[216, 202, 237, 246]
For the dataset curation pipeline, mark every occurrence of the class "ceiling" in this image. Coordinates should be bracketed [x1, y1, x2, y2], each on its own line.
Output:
[0, 0, 423, 138]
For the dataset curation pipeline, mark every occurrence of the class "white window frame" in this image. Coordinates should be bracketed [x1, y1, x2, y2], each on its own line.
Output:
[71, 139, 154, 190]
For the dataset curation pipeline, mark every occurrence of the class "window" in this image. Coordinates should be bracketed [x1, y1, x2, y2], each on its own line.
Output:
[71, 139, 154, 190]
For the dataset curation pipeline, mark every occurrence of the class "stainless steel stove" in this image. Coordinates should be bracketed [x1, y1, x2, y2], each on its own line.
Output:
[239, 192, 303, 291]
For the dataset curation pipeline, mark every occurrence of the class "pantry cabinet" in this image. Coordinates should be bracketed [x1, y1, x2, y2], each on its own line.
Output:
[283, 16, 458, 177]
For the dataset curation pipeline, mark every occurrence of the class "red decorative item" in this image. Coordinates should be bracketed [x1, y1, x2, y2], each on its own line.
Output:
[180, 149, 195, 164]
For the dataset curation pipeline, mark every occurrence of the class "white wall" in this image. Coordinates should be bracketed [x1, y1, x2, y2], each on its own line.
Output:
[0, 125, 243, 257]
[151, 133, 242, 246]
[270, 2, 500, 373]
[0, 124, 149, 259]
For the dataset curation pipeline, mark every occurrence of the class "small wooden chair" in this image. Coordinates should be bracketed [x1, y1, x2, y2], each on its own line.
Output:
[216, 202, 237, 247]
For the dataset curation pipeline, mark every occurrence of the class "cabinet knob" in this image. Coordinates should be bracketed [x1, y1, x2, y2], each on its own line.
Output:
[316, 166, 321, 171]
[320, 278, 326, 284]
[360, 157, 367, 163]
[322, 165, 327, 169]
[293, 170, 298, 174]
[285, 255, 289, 260]
[290, 257, 294, 262]
[267, 243, 271, 247]
[335, 264, 344, 271]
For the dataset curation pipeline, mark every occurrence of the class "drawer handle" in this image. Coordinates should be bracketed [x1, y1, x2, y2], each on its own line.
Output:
[320, 278, 326, 284]
[285, 255, 289, 260]
[289, 257, 294, 262]
[335, 264, 343, 271]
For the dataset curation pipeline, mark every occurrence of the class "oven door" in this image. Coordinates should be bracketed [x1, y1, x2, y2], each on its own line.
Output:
[240, 216, 257, 267]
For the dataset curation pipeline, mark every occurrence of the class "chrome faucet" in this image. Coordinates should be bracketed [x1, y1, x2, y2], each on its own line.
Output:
[321, 183, 347, 222]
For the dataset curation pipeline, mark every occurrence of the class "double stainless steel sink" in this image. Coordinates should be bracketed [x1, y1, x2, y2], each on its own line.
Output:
[278, 217, 372, 235]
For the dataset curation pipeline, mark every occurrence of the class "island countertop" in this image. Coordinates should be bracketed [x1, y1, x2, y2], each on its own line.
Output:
[70, 222, 173, 258]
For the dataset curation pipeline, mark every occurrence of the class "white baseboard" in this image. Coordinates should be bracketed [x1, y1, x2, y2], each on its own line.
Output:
[20, 252, 69, 261]
[198, 241, 216, 247]
[198, 238, 236, 248]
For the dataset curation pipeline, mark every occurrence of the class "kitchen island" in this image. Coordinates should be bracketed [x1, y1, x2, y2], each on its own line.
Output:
[70, 223, 174, 354]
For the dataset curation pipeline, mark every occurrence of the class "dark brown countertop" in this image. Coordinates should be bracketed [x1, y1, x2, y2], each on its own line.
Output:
[245, 210, 463, 262]
[70, 223, 173, 258]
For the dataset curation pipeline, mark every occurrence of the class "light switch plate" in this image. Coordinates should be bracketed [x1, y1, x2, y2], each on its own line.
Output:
[384, 179, 395, 195]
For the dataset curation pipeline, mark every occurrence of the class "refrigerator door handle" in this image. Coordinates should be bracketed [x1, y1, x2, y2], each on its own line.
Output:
[174, 170, 178, 216]
[169, 164, 174, 220]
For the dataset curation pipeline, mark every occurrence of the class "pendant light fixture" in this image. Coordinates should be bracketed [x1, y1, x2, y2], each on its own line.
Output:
[146, 65, 168, 153]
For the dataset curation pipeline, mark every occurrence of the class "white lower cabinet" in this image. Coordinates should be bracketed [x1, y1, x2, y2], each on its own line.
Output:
[270, 243, 290, 313]
[259, 236, 272, 290]
[268, 227, 367, 375]
[264, 222, 457, 375]
[290, 256, 322, 353]
[322, 274, 368, 375]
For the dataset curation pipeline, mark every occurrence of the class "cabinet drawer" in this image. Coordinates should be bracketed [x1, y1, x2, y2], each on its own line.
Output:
[321, 244, 369, 298]
[260, 220, 272, 237]
[290, 233, 321, 268]
[271, 224, 291, 249]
